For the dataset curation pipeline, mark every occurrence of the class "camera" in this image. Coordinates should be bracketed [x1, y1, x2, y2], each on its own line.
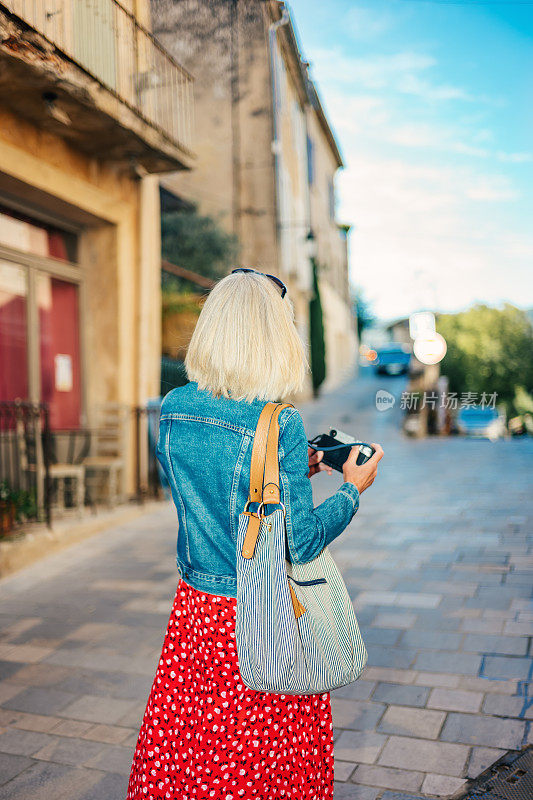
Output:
[307, 429, 376, 473]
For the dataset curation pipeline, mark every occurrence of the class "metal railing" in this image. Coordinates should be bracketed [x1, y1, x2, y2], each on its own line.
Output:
[0, 401, 52, 528]
[3, 0, 194, 154]
[0, 399, 167, 533]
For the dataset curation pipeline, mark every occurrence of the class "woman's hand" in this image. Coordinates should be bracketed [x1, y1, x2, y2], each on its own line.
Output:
[342, 443, 384, 495]
[308, 448, 333, 478]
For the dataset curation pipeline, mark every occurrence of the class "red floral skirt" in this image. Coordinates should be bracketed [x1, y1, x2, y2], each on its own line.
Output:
[127, 578, 334, 799]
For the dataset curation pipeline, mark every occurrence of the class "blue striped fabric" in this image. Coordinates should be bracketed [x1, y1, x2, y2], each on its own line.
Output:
[235, 507, 368, 695]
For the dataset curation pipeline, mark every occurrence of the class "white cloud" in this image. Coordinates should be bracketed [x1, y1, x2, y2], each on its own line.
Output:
[496, 151, 532, 163]
[347, 6, 394, 40]
[397, 74, 471, 102]
[336, 151, 530, 319]
[301, 12, 533, 319]
[312, 48, 436, 90]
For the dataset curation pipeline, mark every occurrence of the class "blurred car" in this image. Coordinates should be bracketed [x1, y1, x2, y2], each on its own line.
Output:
[456, 406, 506, 440]
[372, 343, 411, 375]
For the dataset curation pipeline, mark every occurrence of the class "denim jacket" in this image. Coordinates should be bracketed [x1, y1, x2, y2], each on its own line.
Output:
[156, 380, 360, 597]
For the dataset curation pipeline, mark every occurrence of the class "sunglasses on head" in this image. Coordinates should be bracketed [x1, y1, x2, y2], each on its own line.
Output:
[231, 268, 287, 299]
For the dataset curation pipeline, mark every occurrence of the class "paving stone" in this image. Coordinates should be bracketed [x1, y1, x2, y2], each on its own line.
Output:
[3, 663, 72, 688]
[81, 723, 134, 744]
[482, 655, 533, 680]
[461, 618, 504, 634]
[504, 621, 533, 636]
[372, 613, 417, 629]
[11, 712, 63, 733]
[84, 743, 136, 775]
[352, 764, 423, 792]
[59, 695, 138, 725]
[32, 735, 105, 765]
[76, 771, 128, 800]
[2, 687, 77, 716]
[414, 613, 461, 632]
[421, 773, 466, 797]
[462, 633, 528, 656]
[0, 752, 33, 785]
[378, 735, 469, 776]
[378, 794, 426, 800]
[333, 760, 357, 781]
[48, 719, 94, 738]
[414, 651, 482, 676]
[367, 645, 416, 669]
[355, 592, 441, 610]
[331, 680, 376, 701]
[467, 746, 507, 778]
[427, 688, 483, 713]
[377, 705, 445, 739]
[363, 667, 416, 685]
[0, 661, 26, 680]
[0, 708, 20, 726]
[334, 731, 387, 764]
[482, 693, 533, 718]
[0, 728, 54, 756]
[459, 676, 517, 695]
[0, 761, 101, 800]
[116, 703, 146, 728]
[414, 672, 460, 689]
[440, 712, 525, 748]
[333, 784, 379, 800]
[400, 629, 462, 650]
[0, 645, 54, 664]
[0, 682, 24, 705]
[361, 628, 402, 646]
[331, 699, 386, 731]
[372, 683, 429, 708]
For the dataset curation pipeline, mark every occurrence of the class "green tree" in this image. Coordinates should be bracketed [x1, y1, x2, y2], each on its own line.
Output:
[161, 208, 239, 289]
[436, 303, 533, 415]
[309, 258, 326, 397]
[352, 287, 375, 340]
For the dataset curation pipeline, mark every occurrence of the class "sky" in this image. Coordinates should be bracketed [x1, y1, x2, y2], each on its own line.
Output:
[288, 0, 533, 322]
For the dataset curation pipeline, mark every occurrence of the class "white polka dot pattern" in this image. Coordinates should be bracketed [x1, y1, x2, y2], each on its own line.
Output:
[126, 578, 334, 799]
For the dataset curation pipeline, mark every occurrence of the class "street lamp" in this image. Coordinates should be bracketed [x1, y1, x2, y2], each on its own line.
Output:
[306, 229, 317, 261]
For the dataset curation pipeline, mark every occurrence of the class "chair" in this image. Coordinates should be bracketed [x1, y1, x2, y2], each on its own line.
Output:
[19, 421, 88, 518]
[84, 403, 129, 508]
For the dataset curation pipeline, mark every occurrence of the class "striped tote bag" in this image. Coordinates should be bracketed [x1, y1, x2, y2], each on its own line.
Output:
[235, 402, 367, 695]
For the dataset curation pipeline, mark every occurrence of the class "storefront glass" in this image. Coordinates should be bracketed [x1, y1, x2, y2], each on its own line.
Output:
[37, 275, 81, 430]
[0, 261, 28, 402]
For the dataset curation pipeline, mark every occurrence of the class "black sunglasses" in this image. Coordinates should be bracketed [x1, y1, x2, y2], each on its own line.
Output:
[231, 268, 287, 298]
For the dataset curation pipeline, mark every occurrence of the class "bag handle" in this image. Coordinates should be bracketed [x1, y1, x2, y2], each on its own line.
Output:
[261, 402, 293, 506]
[247, 401, 293, 509]
[248, 402, 279, 505]
[241, 401, 294, 560]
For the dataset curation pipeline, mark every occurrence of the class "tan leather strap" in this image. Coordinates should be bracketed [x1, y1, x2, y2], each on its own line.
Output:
[248, 402, 279, 504]
[248, 402, 294, 507]
[241, 401, 295, 560]
[260, 403, 293, 505]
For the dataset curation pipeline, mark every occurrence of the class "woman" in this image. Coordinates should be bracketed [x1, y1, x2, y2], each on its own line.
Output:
[127, 269, 383, 800]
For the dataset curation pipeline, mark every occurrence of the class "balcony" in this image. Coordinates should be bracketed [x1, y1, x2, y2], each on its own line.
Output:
[0, 0, 194, 172]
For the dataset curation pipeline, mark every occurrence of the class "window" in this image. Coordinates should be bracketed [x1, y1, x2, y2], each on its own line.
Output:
[0, 262, 28, 402]
[0, 206, 82, 429]
[0, 206, 78, 263]
[307, 136, 315, 186]
[328, 178, 335, 220]
[38, 275, 82, 430]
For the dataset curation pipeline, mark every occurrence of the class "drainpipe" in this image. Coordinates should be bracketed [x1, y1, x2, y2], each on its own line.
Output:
[268, 7, 289, 277]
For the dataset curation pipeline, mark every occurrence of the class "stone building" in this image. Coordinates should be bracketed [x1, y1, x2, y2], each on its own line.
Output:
[152, 0, 357, 397]
[0, 0, 193, 499]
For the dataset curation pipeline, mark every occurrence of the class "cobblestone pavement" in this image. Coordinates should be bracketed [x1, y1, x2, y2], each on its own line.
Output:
[0, 369, 532, 800]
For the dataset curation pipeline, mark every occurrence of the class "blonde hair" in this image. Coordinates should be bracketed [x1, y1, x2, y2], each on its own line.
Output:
[185, 271, 308, 402]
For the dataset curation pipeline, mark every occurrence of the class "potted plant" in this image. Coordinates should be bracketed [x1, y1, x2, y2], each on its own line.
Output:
[0, 480, 17, 536]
